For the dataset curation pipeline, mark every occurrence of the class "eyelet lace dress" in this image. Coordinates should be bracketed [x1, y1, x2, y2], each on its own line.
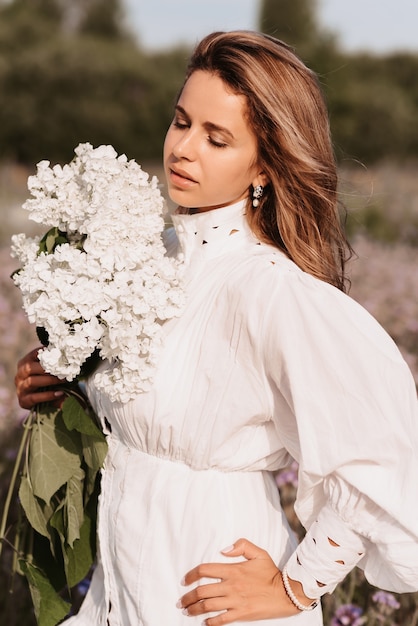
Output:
[64, 200, 418, 625]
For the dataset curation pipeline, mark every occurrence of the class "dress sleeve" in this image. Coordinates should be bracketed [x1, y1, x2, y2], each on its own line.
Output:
[285, 503, 366, 599]
[260, 261, 418, 593]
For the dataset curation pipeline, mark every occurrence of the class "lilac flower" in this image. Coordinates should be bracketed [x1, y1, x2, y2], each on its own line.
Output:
[331, 604, 365, 626]
[372, 590, 401, 610]
[275, 460, 299, 488]
[349, 236, 418, 386]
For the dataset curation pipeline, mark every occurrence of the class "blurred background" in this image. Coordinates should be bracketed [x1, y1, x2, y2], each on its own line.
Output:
[0, 1, 417, 624]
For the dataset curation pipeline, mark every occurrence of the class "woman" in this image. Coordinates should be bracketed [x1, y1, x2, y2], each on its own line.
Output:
[15, 31, 418, 625]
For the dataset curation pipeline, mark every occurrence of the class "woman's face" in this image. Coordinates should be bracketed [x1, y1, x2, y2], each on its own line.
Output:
[164, 70, 265, 212]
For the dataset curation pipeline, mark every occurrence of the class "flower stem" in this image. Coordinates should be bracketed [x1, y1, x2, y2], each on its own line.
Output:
[0, 411, 34, 559]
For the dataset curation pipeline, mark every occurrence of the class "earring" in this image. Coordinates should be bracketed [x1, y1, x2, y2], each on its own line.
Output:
[252, 185, 264, 208]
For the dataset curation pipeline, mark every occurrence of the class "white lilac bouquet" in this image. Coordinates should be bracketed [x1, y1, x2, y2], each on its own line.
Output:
[10, 142, 185, 403]
[1, 144, 184, 625]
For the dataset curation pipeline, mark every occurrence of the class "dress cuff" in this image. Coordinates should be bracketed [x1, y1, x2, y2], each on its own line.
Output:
[284, 504, 367, 598]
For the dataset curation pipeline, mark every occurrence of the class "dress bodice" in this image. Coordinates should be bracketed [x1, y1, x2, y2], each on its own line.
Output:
[87, 200, 293, 472]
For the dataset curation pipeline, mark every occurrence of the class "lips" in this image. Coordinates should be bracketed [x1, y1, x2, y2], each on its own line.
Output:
[169, 167, 198, 186]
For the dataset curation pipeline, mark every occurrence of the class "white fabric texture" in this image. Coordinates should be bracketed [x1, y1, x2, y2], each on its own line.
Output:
[65, 199, 418, 625]
[285, 504, 367, 598]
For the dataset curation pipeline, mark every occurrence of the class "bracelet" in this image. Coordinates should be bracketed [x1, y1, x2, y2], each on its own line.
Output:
[281, 565, 319, 612]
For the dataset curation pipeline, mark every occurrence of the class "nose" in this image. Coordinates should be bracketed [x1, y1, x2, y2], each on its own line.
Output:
[171, 128, 197, 161]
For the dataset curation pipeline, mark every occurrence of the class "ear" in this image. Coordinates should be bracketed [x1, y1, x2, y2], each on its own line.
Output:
[252, 171, 269, 189]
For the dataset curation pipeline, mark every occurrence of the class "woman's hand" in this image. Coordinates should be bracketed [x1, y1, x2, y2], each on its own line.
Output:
[15, 348, 65, 409]
[177, 538, 312, 625]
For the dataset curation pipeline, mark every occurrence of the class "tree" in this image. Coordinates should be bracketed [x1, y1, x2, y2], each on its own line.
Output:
[257, 0, 342, 75]
[0, 0, 130, 44]
[258, 0, 320, 54]
[0, 0, 62, 52]
[0, 0, 189, 164]
[257, 0, 418, 163]
[326, 54, 418, 162]
[59, 0, 131, 40]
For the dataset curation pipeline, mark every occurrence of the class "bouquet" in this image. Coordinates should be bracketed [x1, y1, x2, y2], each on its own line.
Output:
[11, 142, 185, 403]
[0, 144, 185, 626]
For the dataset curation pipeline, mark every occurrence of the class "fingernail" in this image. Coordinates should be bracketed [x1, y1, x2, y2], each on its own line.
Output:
[182, 608, 189, 616]
[176, 600, 182, 609]
[180, 576, 186, 586]
[221, 544, 235, 553]
[54, 391, 65, 397]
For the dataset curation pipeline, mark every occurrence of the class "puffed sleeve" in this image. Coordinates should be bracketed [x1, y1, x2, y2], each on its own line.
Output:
[261, 257, 418, 593]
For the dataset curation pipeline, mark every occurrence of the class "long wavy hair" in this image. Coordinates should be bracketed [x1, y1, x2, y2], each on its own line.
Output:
[182, 31, 352, 292]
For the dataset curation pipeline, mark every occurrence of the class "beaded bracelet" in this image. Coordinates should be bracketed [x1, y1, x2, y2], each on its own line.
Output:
[281, 565, 319, 612]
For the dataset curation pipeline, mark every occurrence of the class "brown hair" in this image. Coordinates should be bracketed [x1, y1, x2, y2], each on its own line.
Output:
[183, 31, 352, 291]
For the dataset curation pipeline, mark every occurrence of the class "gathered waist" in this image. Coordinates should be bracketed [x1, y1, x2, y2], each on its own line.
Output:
[103, 434, 273, 475]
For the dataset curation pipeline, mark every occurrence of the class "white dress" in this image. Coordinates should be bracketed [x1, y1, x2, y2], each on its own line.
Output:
[65, 200, 418, 626]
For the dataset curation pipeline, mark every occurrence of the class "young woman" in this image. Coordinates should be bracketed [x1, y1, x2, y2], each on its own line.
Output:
[15, 31, 418, 625]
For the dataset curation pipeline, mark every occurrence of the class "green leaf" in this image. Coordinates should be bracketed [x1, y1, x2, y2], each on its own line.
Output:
[29, 408, 82, 504]
[81, 432, 107, 471]
[65, 466, 85, 548]
[8, 401, 103, 620]
[83, 463, 99, 503]
[62, 396, 104, 438]
[65, 505, 96, 587]
[49, 500, 65, 543]
[19, 560, 70, 626]
[49, 490, 96, 589]
[81, 431, 107, 503]
[32, 534, 67, 594]
[18, 476, 51, 539]
[49, 502, 68, 573]
[38, 227, 69, 255]
[46, 231, 57, 253]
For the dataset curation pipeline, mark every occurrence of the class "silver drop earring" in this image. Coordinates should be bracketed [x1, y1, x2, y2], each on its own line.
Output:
[252, 185, 264, 208]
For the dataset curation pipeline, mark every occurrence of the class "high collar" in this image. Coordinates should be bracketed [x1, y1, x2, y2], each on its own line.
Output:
[171, 200, 259, 265]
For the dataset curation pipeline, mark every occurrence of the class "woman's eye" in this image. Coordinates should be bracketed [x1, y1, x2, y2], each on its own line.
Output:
[208, 136, 227, 149]
[173, 119, 188, 129]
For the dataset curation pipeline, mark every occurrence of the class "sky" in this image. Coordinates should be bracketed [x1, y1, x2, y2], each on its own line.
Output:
[122, 0, 418, 54]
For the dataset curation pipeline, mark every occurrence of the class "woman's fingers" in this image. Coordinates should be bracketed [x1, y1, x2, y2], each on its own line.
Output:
[179, 583, 227, 617]
[15, 347, 65, 409]
[178, 538, 299, 624]
[182, 538, 269, 588]
[18, 387, 65, 410]
[179, 581, 224, 610]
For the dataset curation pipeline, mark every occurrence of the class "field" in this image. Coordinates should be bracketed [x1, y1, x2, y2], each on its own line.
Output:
[0, 160, 417, 624]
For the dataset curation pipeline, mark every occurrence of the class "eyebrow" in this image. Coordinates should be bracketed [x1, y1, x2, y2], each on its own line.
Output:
[175, 105, 235, 141]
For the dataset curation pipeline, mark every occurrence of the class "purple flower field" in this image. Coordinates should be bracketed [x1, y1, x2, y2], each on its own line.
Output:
[349, 236, 418, 384]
